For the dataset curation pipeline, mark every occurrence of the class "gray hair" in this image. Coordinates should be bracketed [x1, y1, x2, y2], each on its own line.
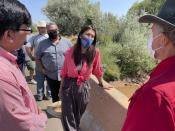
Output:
[156, 23, 175, 46]
[157, 24, 164, 33]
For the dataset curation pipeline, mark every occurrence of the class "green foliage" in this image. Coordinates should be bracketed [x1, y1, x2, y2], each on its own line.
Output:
[43, 0, 101, 35]
[43, 0, 119, 41]
[98, 42, 120, 81]
[128, 0, 166, 16]
[31, 25, 37, 33]
[127, 1, 145, 16]
[113, 17, 126, 43]
[97, 13, 119, 43]
[143, 0, 165, 14]
[113, 14, 156, 79]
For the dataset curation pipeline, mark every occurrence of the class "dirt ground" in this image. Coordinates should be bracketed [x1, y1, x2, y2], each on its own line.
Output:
[109, 81, 141, 98]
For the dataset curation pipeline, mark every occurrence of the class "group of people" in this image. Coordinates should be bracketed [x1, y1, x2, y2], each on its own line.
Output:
[0, 0, 104, 131]
[0, 0, 175, 131]
[26, 21, 73, 102]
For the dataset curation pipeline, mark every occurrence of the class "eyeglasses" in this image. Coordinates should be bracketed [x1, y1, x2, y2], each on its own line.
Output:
[16, 28, 32, 33]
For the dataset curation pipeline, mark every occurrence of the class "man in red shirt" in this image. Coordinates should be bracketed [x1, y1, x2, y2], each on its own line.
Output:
[0, 0, 47, 130]
[122, 0, 175, 131]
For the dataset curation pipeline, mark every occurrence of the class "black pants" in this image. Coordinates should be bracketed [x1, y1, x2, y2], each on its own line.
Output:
[61, 78, 90, 131]
[46, 76, 60, 103]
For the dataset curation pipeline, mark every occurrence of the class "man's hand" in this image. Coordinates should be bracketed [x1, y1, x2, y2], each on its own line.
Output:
[41, 68, 46, 74]
[38, 107, 43, 114]
[25, 46, 35, 61]
[59, 86, 62, 100]
[31, 56, 35, 61]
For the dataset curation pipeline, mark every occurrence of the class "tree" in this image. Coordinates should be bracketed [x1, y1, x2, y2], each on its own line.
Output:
[43, 0, 102, 35]
[144, 0, 165, 14]
[98, 12, 119, 44]
[128, 0, 165, 16]
[113, 13, 156, 79]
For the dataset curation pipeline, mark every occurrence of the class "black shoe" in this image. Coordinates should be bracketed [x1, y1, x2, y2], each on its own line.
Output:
[44, 95, 51, 100]
[37, 96, 43, 101]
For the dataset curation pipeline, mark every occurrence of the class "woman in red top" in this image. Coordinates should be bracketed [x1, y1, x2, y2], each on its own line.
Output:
[60, 25, 103, 131]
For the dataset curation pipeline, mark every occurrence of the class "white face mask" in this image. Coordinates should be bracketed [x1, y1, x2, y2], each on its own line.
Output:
[147, 34, 163, 58]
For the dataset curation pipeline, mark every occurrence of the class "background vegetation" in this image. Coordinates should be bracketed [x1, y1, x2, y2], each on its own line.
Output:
[43, 0, 165, 82]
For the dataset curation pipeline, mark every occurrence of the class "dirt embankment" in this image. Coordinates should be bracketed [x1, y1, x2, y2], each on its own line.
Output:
[109, 81, 141, 98]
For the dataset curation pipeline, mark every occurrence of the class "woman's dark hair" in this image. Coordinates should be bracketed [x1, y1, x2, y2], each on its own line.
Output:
[72, 25, 97, 67]
[0, 0, 32, 38]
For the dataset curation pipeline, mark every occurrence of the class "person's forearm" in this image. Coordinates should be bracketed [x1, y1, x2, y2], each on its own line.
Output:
[36, 59, 45, 73]
[26, 47, 35, 60]
[97, 77, 103, 87]
[29, 111, 47, 130]
[59, 78, 64, 99]
[60, 78, 64, 88]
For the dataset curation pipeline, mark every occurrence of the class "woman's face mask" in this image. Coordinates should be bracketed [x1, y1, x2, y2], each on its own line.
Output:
[147, 34, 163, 58]
[80, 35, 93, 49]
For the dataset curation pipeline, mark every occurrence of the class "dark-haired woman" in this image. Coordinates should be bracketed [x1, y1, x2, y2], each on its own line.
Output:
[60, 26, 104, 131]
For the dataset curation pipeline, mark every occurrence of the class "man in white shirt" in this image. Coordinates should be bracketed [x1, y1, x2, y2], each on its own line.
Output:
[26, 21, 51, 101]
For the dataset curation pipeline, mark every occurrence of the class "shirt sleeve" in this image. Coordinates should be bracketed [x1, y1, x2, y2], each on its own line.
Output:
[25, 35, 35, 48]
[0, 79, 47, 131]
[92, 48, 103, 78]
[122, 89, 174, 131]
[25, 41, 32, 48]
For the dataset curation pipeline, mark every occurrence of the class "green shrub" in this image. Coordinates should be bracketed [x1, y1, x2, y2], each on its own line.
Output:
[113, 14, 156, 79]
[98, 41, 120, 81]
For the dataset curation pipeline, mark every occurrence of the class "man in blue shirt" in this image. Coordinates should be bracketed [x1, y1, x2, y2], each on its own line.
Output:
[36, 23, 72, 103]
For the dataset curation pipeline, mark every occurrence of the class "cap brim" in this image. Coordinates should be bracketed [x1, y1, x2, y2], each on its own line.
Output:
[139, 14, 175, 28]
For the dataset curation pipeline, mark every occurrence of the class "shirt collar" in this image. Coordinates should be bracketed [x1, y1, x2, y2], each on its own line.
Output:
[0, 47, 17, 64]
[150, 56, 175, 78]
[49, 36, 62, 45]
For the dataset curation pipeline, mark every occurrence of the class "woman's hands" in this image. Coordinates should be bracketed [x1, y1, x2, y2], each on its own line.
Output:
[98, 83, 113, 90]
[97, 77, 113, 90]
[59, 78, 64, 100]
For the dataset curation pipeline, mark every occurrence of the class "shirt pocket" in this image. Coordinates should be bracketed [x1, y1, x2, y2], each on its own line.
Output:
[42, 51, 57, 72]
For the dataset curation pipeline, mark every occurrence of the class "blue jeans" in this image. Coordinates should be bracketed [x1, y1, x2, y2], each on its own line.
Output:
[35, 65, 51, 98]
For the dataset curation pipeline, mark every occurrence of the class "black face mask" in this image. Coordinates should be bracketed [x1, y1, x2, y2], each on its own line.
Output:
[48, 31, 58, 40]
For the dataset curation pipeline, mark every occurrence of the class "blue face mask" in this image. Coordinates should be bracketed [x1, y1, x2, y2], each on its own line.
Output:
[81, 35, 93, 48]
